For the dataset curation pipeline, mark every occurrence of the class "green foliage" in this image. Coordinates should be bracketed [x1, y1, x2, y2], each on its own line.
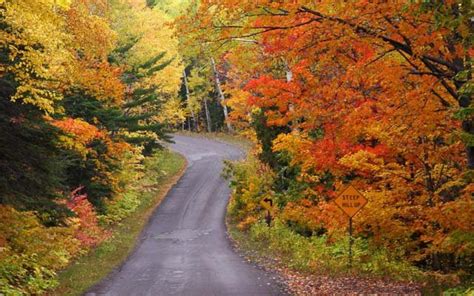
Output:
[206, 96, 226, 131]
[138, 52, 167, 70]
[460, 131, 474, 147]
[224, 156, 274, 228]
[114, 52, 174, 150]
[0, 18, 69, 222]
[62, 90, 170, 146]
[146, 0, 158, 8]
[0, 206, 81, 295]
[251, 109, 290, 170]
[442, 286, 474, 296]
[0, 80, 70, 224]
[58, 89, 171, 209]
[454, 107, 474, 121]
[151, 0, 192, 17]
[99, 151, 144, 225]
[60, 138, 120, 212]
[100, 149, 182, 225]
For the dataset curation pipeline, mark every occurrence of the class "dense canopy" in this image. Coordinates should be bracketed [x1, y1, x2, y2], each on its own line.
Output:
[0, 0, 472, 294]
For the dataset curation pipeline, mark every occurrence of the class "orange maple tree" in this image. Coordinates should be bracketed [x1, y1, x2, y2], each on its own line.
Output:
[181, 0, 474, 271]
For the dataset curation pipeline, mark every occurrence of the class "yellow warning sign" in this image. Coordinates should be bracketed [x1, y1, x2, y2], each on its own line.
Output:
[334, 185, 368, 218]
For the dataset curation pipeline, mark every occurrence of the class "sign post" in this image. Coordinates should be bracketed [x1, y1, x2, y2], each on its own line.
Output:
[261, 198, 273, 227]
[349, 216, 353, 267]
[334, 184, 368, 268]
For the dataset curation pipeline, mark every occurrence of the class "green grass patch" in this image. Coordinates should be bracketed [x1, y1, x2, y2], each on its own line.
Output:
[51, 150, 186, 296]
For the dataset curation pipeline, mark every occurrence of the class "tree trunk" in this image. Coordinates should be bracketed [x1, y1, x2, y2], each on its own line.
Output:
[284, 58, 296, 131]
[195, 110, 200, 132]
[183, 69, 196, 131]
[210, 57, 232, 132]
[204, 98, 212, 133]
[465, 125, 474, 169]
[285, 63, 293, 82]
[460, 98, 474, 169]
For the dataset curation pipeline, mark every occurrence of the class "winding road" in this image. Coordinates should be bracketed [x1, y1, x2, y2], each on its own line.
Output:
[87, 135, 284, 296]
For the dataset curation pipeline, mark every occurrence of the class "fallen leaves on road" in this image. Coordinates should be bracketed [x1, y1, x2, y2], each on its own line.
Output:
[279, 269, 421, 296]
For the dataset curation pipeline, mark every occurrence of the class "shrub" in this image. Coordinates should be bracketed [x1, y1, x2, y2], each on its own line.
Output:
[66, 187, 110, 248]
[0, 186, 111, 294]
[0, 206, 81, 294]
[223, 155, 274, 226]
[100, 150, 172, 225]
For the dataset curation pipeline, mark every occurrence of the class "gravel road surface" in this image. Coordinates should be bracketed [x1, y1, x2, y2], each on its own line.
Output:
[87, 135, 284, 296]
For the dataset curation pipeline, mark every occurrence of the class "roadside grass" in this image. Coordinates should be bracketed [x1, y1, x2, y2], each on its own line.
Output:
[51, 150, 186, 296]
[227, 220, 424, 281]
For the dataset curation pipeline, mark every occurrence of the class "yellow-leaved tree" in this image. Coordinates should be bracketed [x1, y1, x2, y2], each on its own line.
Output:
[0, 0, 72, 113]
[111, 0, 186, 126]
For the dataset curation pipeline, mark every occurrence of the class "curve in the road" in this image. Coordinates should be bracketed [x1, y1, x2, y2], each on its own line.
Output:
[87, 135, 285, 296]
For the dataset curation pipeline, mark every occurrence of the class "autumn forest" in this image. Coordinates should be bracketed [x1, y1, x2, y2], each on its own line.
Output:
[0, 0, 473, 295]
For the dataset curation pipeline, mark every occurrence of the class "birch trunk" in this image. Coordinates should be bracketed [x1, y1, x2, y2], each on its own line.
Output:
[284, 59, 295, 131]
[204, 98, 212, 133]
[210, 57, 232, 132]
[183, 69, 196, 131]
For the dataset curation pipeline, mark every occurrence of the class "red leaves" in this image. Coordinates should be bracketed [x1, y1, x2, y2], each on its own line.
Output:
[190, 0, 473, 282]
[66, 186, 109, 248]
[354, 143, 390, 157]
[245, 75, 302, 125]
[352, 41, 375, 65]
